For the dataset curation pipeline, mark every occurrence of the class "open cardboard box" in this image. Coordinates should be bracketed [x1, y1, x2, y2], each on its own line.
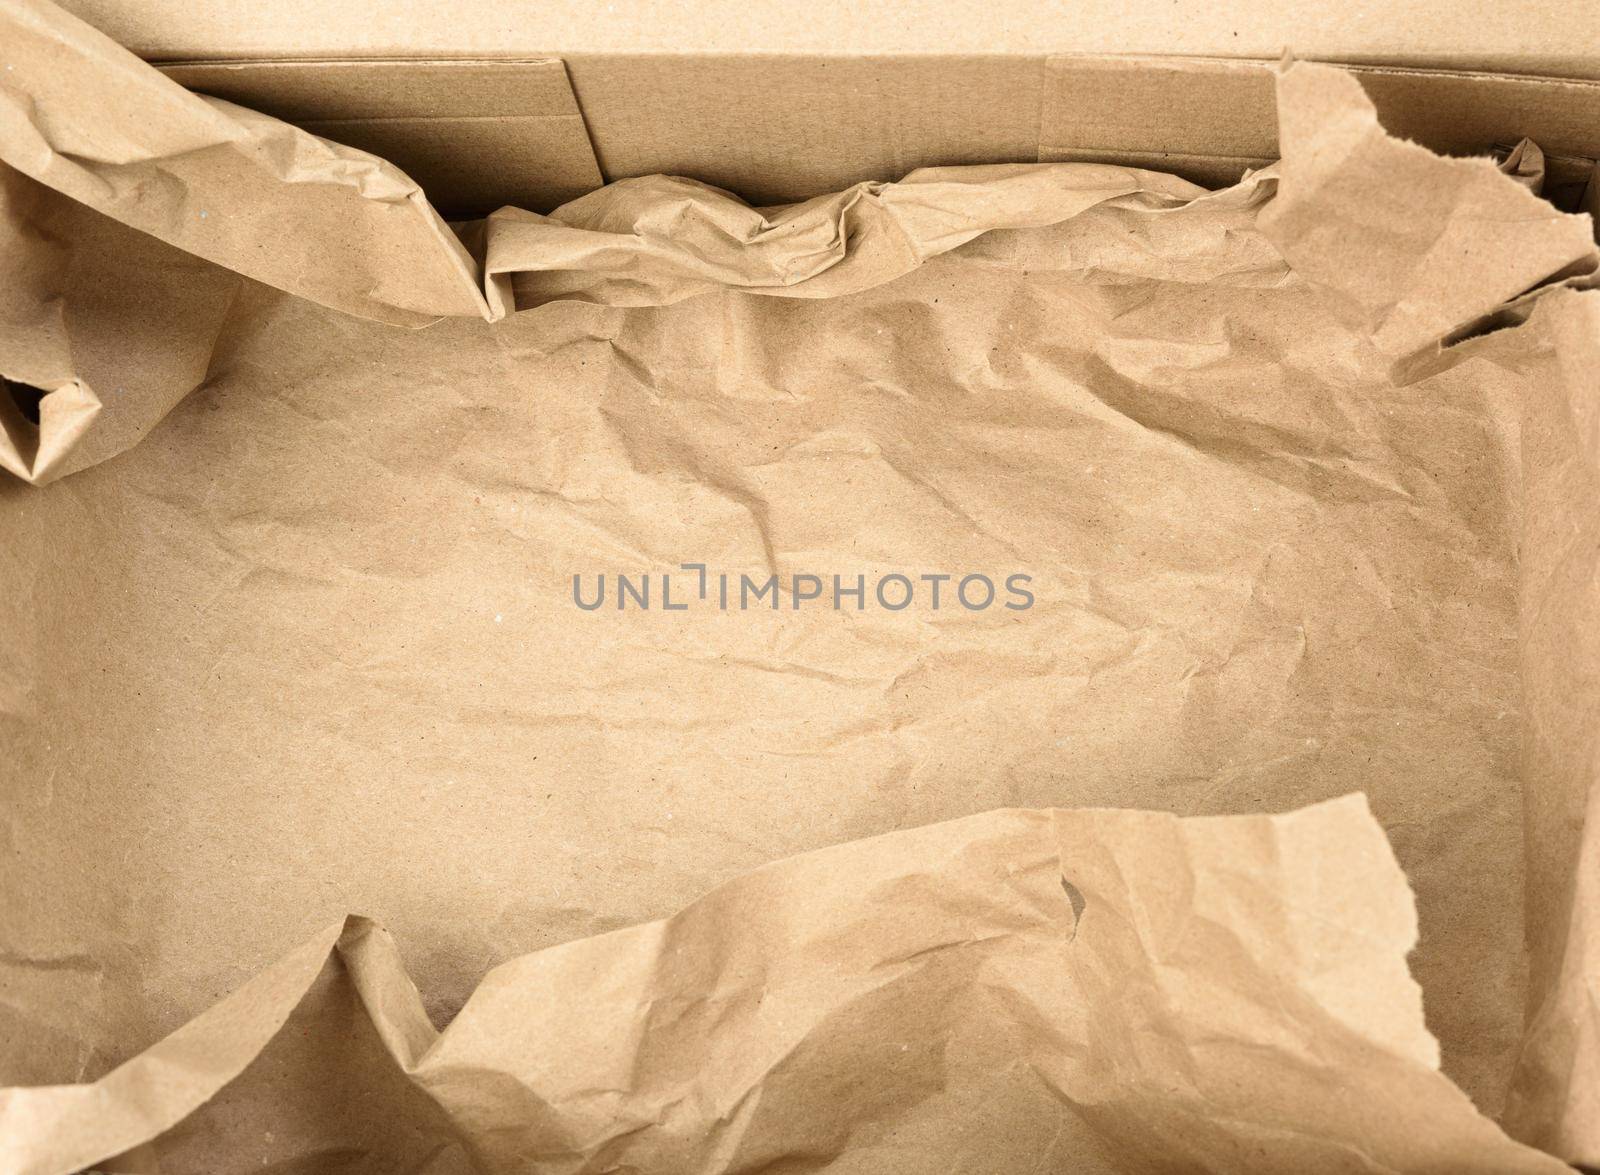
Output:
[4, 1, 1600, 1171]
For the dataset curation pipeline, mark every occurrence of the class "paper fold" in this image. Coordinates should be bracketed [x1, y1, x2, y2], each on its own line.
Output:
[0, 0, 487, 328]
[479, 165, 1212, 313]
[0, 798, 1568, 1175]
[1490, 286, 1600, 1163]
[0, 167, 243, 484]
[1259, 64, 1598, 361]
[5, 17, 1594, 486]
[3, 8, 1600, 1169]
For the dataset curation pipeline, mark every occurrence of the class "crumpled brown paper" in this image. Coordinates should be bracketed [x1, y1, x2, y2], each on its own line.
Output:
[1261, 65, 1596, 362]
[2, 0, 1599, 1170]
[0, 0, 484, 326]
[1482, 286, 1600, 1164]
[0, 166, 241, 483]
[479, 164, 1211, 313]
[0, 800, 1571, 1175]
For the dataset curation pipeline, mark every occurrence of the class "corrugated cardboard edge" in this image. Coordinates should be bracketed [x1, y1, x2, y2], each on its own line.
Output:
[140, 52, 1600, 211]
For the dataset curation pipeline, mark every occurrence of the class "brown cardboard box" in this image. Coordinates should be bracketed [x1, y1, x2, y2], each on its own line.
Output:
[50, 0, 1600, 207]
[3, 2, 1599, 1172]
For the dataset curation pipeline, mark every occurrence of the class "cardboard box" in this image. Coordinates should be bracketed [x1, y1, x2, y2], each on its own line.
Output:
[3, 2, 1599, 1172]
[50, 0, 1600, 209]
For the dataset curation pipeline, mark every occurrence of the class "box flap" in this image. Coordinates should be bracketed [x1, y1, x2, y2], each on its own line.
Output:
[46, 0, 1600, 80]
[1043, 56, 1600, 192]
[162, 59, 603, 216]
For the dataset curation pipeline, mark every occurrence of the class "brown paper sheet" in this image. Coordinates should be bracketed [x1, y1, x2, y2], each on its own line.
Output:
[2, 0, 1599, 1169]
[1485, 286, 1600, 1163]
[2, 802, 1571, 1175]
[0, 0, 485, 328]
[479, 164, 1214, 313]
[0, 167, 243, 484]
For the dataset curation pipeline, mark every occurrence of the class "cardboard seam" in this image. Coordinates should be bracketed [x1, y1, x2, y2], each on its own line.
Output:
[300, 114, 591, 126]
[1039, 145, 1275, 163]
[1045, 53, 1600, 91]
[155, 55, 568, 68]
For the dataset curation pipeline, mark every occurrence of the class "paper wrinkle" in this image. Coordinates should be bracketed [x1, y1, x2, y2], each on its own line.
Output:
[480, 165, 1208, 314]
[1036, 800, 1563, 1175]
[0, 922, 344, 1175]
[1500, 139, 1547, 194]
[0, 166, 241, 484]
[1476, 286, 1600, 1162]
[0, 800, 1566, 1175]
[1507, 784, 1600, 1162]
[4, 28, 1582, 486]
[1260, 64, 1599, 364]
[0, 0, 487, 328]
[0, 19, 1597, 1173]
